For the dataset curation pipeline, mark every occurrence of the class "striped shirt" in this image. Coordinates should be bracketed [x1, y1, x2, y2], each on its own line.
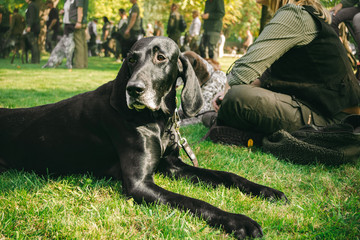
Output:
[227, 4, 319, 86]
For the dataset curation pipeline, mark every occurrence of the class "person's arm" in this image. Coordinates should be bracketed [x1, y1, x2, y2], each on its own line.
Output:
[331, 3, 343, 15]
[125, 11, 137, 37]
[209, 0, 225, 20]
[227, 4, 317, 86]
[26, 5, 36, 32]
[9, 14, 14, 33]
[48, 9, 58, 30]
[75, 6, 83, 29]
[48, 19, 57, 30]
[104, 29, 109, 40]
[203, 0, 225, 20]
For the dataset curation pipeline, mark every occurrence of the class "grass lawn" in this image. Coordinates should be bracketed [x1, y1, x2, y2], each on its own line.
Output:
[0, 55, 359, 239]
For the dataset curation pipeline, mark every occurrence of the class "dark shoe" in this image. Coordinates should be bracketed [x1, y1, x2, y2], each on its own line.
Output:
[202, 111, 217, 128]
[203, 125, 264, 147]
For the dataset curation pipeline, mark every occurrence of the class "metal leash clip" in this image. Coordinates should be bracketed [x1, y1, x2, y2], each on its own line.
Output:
[174, 108, 199, 167]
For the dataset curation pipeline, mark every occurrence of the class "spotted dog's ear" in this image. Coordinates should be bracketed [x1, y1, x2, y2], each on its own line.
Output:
[183, 51, 211, 86]
[178, 54, 204, 117]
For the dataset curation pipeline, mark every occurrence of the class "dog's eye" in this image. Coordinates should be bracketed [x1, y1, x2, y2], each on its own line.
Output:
[128, 57, 137, 64]
[157, 54, 166, 61]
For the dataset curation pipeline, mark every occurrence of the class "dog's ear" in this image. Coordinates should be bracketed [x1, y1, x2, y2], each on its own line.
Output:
[183, 51, 210, 86]
[178, 54, 204, 117]
[110, 60, 130, 112]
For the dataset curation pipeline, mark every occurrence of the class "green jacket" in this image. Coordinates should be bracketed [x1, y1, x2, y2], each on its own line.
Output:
[128, 3, 141, 31]
[203, 0, 225, 33]
[26, 1, 40, 34]
[167, 11, 181, 36]
[69, 0, 89, 24]
[10, 12, 25, 36]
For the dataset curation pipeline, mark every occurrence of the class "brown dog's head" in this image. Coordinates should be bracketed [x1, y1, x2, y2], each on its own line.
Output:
[182, 51, 221, 86]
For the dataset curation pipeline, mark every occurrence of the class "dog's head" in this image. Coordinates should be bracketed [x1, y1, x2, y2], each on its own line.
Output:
[111, 37, 203, 117]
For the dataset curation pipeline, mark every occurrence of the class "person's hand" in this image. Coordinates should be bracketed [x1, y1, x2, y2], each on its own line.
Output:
[124, 29, 130, 39]
[212, 91, 225, 112]
[331, 3, 343, 15]
[75, 22, 82, 29]
[201, 13, 209, 20]
[251, 78, 261, 87]
[213, 82, 231, 112]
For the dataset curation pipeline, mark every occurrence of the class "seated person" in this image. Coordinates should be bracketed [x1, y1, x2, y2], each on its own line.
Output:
[210, 0, 360, 146]
[331, 0, 360, 59]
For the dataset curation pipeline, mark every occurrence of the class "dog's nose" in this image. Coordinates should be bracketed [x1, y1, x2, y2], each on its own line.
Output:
[127, 82, 145, 97]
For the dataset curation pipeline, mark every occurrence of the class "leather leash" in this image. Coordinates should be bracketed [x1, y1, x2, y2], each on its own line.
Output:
[172, 108, 199, 167]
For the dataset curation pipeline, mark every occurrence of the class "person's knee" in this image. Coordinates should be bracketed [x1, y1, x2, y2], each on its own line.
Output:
[223, 85, 264, 109]
[218, 85, 263, 127]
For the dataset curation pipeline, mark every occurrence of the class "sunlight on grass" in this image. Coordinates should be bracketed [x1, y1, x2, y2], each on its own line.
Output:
[0, 56, 359, 239]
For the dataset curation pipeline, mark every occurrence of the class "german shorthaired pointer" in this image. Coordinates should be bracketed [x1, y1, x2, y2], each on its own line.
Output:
[0, 37, 287, 239]
[180, 51, 226, 125]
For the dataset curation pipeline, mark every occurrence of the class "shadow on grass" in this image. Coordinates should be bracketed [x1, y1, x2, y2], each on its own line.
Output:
[0, 88, 86, 108]
[0, 56, 121, 72]
[0, 169, 122, 194]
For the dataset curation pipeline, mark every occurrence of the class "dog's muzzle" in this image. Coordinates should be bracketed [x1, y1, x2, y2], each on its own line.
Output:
[126, 81, 146, 110]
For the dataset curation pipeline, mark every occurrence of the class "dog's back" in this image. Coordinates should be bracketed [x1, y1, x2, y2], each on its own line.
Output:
[0, 82, 121, 175]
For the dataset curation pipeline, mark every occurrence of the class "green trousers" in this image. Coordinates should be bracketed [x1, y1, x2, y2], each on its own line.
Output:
[199, 31, 220, 60]
[73, 27, 88, 68]
[217, 85, 348, 134]
[26, 32, 40, 64]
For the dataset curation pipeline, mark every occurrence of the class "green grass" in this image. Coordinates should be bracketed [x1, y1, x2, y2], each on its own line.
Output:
[0, 55, 359, 239]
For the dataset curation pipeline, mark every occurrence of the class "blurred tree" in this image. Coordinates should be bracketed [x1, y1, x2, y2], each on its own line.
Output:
[0, 0, 343, 51]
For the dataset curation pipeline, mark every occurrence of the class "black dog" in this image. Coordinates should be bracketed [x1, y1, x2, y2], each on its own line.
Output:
[0, 37, 287, 239]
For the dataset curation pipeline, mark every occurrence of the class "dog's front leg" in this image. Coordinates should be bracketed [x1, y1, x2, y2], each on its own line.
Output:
[122, 169, 264, 239]
[158, 148, 288, 202]
[118, 144, 262, 239]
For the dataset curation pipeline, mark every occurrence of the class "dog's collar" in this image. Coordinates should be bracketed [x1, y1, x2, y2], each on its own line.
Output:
[172, 108, 199, 167]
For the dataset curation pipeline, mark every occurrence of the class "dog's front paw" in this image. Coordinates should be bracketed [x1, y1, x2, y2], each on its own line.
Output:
[260, 187, 288, 202]
[223, 213, 263, 239]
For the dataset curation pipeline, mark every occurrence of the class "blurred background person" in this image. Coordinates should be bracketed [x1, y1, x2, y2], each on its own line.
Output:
[25, 0, 40, 64]
[331, 1, 360, 61]
[0, 4, 11, 58]
[189, 10, 201, 52]
[145, 23, 154, 37]
[45, 0, 59, 53]
[218, 31, 225, 58]
[114, 8, 127, 62]
[87, 18, 97, 56]
[242, 25, 253, 54]
[123, 0, 143, 58]
[9, 8, 26, 63]
[199, 0, 225, 60]
[101, 16, 115, 57]
[167, 3, 182, 46]
[154, 20, 164, 36]
[70, 0, 89, 69]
